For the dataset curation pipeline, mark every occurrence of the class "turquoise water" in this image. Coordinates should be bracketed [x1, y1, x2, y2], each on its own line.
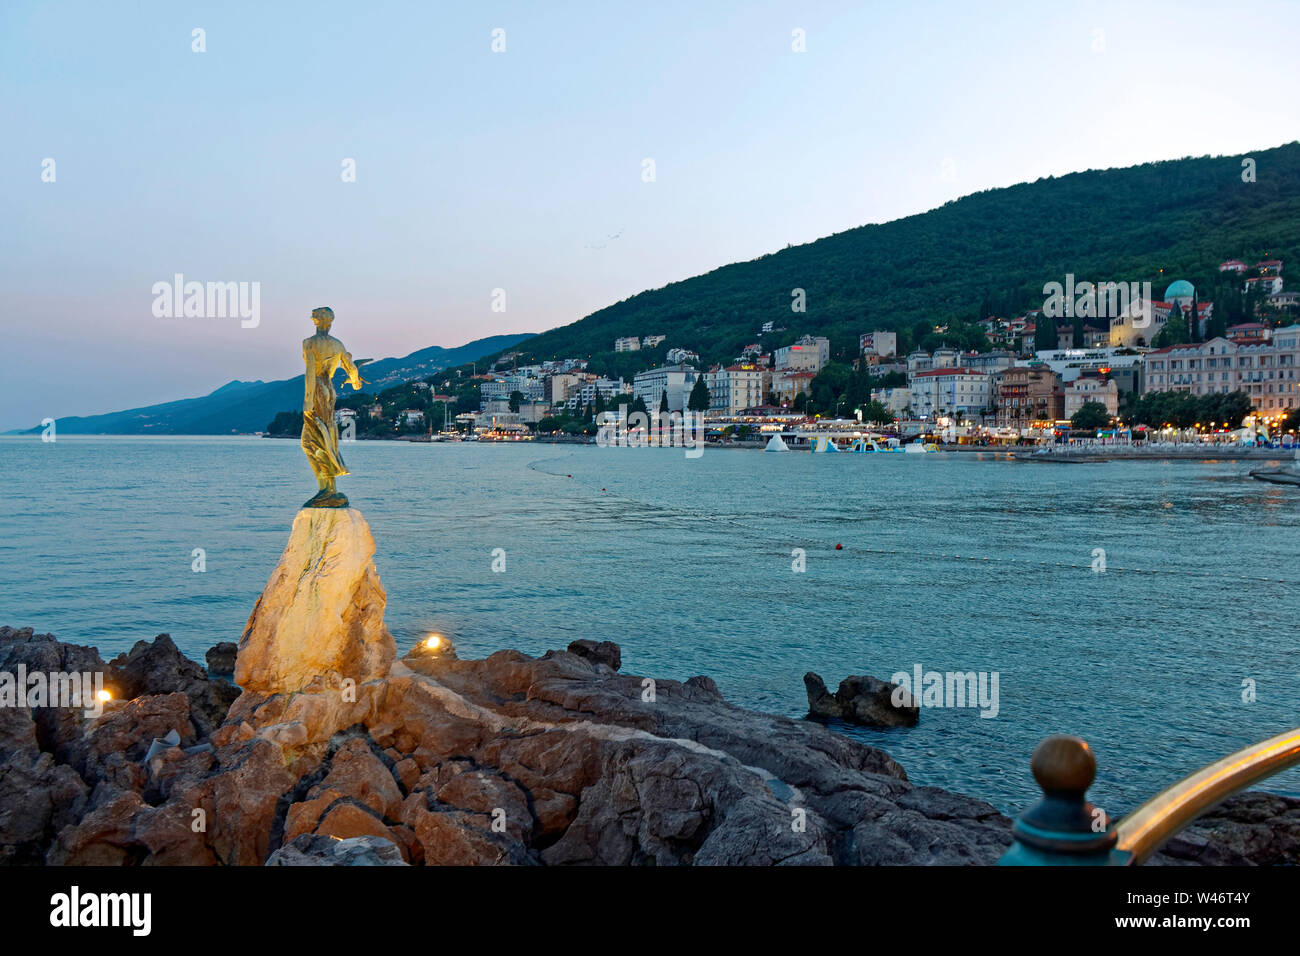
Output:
[3, 435, 1298, 816]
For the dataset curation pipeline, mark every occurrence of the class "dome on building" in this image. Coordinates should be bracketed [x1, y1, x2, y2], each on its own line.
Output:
[1164, 279, 1195, 301]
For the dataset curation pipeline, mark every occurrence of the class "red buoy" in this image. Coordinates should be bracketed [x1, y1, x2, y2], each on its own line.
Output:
[835, 543, 843, 550]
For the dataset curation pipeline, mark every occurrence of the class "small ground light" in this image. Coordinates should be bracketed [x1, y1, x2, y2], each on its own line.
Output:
[407, 631, 456, 661]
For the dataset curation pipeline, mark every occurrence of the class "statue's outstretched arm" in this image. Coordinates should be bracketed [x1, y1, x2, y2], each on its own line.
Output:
[341, 350, 366, 390]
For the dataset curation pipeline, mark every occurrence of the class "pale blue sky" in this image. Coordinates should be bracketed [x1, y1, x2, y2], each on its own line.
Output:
[3, 0, 1298, 428]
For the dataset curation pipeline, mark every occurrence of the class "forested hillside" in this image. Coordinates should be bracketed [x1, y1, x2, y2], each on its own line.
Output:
[499, 142, 1300, 370]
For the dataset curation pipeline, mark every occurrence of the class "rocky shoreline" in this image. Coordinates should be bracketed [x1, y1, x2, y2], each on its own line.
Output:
[1, 624, 1296, 866]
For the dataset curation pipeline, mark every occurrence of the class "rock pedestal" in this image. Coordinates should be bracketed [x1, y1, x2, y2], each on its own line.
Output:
[235, 509, 395, 695]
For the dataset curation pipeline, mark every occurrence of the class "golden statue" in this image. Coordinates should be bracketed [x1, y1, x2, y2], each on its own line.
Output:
[301, 307, 366, 508]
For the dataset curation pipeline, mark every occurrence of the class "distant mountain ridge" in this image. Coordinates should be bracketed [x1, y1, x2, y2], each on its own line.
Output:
[12, 333, 533, 435]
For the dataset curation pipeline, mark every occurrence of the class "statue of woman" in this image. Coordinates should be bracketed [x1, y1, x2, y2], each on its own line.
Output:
[301, 307, 365, 507]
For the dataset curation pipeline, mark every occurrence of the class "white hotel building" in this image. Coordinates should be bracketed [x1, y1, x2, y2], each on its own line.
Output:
[908, 368, 991, 421]
[633, 364, 700, 413]
[1139, 326, 1300, 413]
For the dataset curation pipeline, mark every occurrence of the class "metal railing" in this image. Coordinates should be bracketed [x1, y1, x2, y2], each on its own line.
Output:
[999, 728, 1300, 865]
[1115, 726, 1300, 864]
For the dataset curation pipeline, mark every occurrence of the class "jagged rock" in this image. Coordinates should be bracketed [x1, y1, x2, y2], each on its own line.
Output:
[206, 642, 238, 676]
[0, 626, 106, 675]
[314, 802, 400, 848]
[566, 639, 621, 671]
[75, 692, 194, 791]
[315, 737, 404, 819]
[266, 834, 408, 866]
[46, 783, 149, 865]
[235, 509, 396, 695]
[0, 750, 89, 864]
[1149, 791, 1300, 866]
[284, 789, 345, 843]
[804, 672, 919, 727]
[684, 675, 723, 700]
[107, 634, 239, 737]
[0, 627, 107, 764]
[7, 625, 1298, 867]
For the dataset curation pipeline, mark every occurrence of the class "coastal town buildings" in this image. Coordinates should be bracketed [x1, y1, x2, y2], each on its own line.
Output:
[871, 386, 910, 417]
[545, 372, 584, 405]
[614, 336, 640, 352]
[860, 331, 897, 360]
[1030, 346, 1144, 394]
[909, 368, 991, 421]
[705, 364, 769, 416]
[566, 377, 625, 410]
[482, 399, 549, 423]
[633, 364, 699, 413]
[1108, 299, 1163, 348]
[774, 335, 830, 372]
[1064, 372, 1119, 419]
[772, 368, 818, 404]
[1139, 326, 1300, 412]
[1052, 323, 1112, 349]
[993, 365, 1063, 428]
[1227, 323, 1270, 342]
[480, 374, 544, 404]
[1246, 275, 1284, 296]
[959, 350, 1016, 376]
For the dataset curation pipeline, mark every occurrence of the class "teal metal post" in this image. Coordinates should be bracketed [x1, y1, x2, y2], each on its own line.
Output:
[999, 734, 1132, 866]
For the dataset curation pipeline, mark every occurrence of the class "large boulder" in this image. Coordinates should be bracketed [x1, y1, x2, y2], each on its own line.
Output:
[235, 509, 396, 695]
[804, 672, 919, 727]
[566, 639, 621, 671]
[206, 642, 238, 677]
[107, 634, 239, 737]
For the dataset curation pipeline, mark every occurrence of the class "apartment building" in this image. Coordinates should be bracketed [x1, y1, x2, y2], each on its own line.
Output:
[1140, 327, 1300, 413]
[705, 364, 770, 416]
[633, 364, 699, 413]
[860, 331, 897, 359]
[870, 387, 910, 417]
[994, 365, 1064, 427]
[774, 335, 830, 372]
[480, 374, 544, 404]
[908, 368, 991, 421]
[1064, 373, 1119, 419]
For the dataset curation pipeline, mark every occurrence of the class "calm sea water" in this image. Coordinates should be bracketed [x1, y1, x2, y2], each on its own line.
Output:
[3, 435, 1298, 815]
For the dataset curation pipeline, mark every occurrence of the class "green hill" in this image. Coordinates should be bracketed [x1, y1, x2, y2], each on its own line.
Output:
[498, 142, 1300, 370]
